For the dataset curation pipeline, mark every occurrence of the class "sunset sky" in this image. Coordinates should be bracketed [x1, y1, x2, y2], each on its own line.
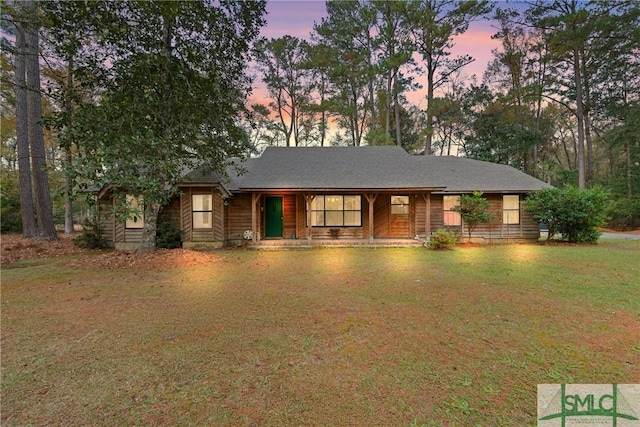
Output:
[252, 0, 505, 107]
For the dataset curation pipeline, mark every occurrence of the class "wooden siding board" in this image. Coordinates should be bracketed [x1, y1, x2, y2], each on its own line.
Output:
[98, 198, 116, 244]
[428, 193, 539, 240]
[283, 194, 297, 239]
[228, 193, 253, 240]
[296, 194, 306, 239]
[214, 192, 224, 241]
[181, 189, 193, 242]
[373, 196, 390, 238]
[124, 229, 143, 242]
[415, 197, 426, 235]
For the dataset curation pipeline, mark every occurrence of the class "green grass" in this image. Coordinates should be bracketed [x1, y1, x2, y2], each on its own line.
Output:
[2, 241, 639, 426]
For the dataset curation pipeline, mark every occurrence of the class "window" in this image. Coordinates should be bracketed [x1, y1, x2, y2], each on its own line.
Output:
[443, 195, 461, 226]
[310, 195, 361, 227]
[125, 195, 144, 229]
[192, 194, 213, 229]
[503, 195, 520, 224]
[391, 195, 409, 215]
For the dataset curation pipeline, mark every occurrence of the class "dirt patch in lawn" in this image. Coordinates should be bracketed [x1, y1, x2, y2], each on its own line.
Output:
[1, 233, 220, 270]
[63, 248, 220, 270]
[1, 233, 86, 265]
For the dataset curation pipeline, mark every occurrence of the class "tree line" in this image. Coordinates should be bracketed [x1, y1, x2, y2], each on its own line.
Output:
[250, 0, 639, 227]
[1, 0, 638, 250]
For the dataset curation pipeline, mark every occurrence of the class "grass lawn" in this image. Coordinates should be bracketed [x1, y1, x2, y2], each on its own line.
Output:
[2, 241, 639, 426]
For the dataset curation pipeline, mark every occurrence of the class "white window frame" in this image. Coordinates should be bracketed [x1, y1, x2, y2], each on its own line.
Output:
[192, 194, 213, 229]
[503, 195, 520, 225]
[443, 195, 461, 226]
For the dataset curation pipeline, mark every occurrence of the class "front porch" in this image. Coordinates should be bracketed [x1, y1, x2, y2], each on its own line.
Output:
[247, 238, 425, 249]
[242, 191, 434, 244]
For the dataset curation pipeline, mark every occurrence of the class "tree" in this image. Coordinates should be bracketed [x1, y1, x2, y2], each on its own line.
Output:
[313, 0, 377, 146]
[12, 11, 37, 237]
[39, 0, 100, 234]
[405, 0, 492, 155]
[372, 0, 413, 146]
[9, 0, 58, 240]
[451, 191, 495, 240]
[301, 42, 334, 146]
[465, 99, 545, 170]
[529, 1, 593, 189]
[254, 36, 312, 147]
[71, 1, 266, 252]
[523, 187, 609, 243]
[484, 7, 553, 177]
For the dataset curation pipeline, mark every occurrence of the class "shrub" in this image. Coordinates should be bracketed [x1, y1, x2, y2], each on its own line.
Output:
[451, 191, 495, 239]
[156, 215, 182, 249]
[605, 196, 640, 230]
[74, 217, 107, 249]
[429, 228, 458, 250]
[523, 186, 609, 243]
[0, 170, 23, 233]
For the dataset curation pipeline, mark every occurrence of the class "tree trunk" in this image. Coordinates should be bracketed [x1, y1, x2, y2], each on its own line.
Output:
[64, 56, 75, 235]
[25, 0, 58, 240]
[584, 109, 594, 185]
[424, 59, 435, 155]
[626, 139, 632, 198]
[64, 146, 74, 234]
[138, 200, 161, 253]
[572, 46, 586, 189]
[14, 19, 37, 238]
[385, 70, 392, 136]
[393, 69, 401, 147]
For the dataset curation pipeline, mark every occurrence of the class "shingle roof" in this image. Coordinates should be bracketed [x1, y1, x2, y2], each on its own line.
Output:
[238, 146, 447, 191]
[178, 158, 259, 194]
[414, 156, 553, 193]
[235, 146, 551, 193]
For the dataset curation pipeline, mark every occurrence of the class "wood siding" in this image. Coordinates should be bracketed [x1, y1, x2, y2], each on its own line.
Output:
[227, 193, 253, 240]
[161, 197, 181, 227]
[428, 194, 539, 240]
[98, 198, 116, 246]
[415, 196, 426, 236]
[373, 196, 390, 238]
[282, 194, 297, 239]
[99, 188, 541, 248]
[179, 187, 225, 243]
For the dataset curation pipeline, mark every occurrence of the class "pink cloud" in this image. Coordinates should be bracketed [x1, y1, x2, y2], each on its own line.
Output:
[254, 2, 503, 107]
[451, 21, 502, 78]
[261, 1, 328, 40]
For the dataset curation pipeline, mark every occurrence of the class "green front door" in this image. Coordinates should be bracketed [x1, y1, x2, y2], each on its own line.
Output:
[265, 196, 283, 237]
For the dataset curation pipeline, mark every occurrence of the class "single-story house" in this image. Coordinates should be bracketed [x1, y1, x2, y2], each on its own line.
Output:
[97, 146, 552, 249]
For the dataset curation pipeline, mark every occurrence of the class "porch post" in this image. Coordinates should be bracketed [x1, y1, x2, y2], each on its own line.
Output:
[365, 193, 378, 243]
[251, 192, 259, 243]
[304, 194, 315, 241]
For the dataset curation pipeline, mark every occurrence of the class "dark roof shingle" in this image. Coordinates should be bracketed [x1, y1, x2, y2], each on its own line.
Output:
[236, 146, 551, 193]
[414, 156, 553, 193]
[239, 146, 447, 191]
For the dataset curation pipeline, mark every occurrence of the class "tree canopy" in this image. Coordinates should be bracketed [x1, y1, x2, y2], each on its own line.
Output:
[52, 0, 266, 251]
